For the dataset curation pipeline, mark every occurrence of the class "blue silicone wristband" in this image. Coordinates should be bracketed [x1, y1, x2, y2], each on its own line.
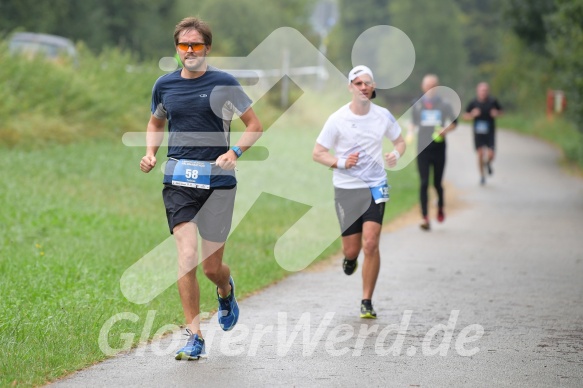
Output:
[231, 146, 243, 158]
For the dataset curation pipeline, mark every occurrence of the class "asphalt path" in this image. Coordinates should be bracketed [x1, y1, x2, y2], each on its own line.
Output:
[51, 126, 583, 387]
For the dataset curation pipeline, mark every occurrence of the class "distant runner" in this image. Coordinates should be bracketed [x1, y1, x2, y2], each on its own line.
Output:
[463, 82, 503, 185]
[410, 74, 458, 231]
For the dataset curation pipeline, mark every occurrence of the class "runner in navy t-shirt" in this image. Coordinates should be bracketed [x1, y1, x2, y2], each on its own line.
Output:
[140, 17, 262, 361]
[463, 82, 503, 185]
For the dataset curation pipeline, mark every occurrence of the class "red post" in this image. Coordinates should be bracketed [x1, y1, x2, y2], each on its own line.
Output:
[546, 89, 555, 120]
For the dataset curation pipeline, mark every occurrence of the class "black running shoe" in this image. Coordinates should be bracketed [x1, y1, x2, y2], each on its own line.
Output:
[342, 258, 358, 275]
[360, 299, 377, 319]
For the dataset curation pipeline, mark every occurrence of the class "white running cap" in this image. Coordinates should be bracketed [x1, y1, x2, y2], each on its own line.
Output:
[348, 65, 374, 84]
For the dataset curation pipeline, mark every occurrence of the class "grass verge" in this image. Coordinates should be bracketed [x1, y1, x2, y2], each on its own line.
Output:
[498, 113, 583, 172]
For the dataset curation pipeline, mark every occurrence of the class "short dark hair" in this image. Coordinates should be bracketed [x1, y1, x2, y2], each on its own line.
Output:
[174, 17, 212, 46]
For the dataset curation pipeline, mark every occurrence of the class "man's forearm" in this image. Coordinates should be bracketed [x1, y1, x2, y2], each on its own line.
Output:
[146, 126, 165, 157]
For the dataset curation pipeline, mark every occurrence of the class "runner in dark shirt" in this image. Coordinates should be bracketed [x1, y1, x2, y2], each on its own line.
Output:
[410, 74, 458, 231]
[140, 17, 262, 361]
[463, 82, 503, 185]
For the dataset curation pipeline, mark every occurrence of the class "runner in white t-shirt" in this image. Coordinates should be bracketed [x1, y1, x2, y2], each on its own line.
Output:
[313, 65, 406, 319]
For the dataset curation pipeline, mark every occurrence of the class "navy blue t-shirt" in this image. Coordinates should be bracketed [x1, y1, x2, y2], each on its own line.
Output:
[151, 66, 252, 187]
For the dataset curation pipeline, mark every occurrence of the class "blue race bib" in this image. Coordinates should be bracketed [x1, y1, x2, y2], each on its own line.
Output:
[370, 182, 390, 204]
[171, 159, 211, 189]
[475, 120, 489, 134]
[420, 110, 442, 127]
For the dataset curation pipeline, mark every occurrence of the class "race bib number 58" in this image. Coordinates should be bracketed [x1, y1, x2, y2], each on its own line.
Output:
[172, 160, 211, 189]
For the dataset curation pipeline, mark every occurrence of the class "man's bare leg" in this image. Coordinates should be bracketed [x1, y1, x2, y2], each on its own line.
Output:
[174, 222, 202, 336]
[361, 221, 382, 300]
[201, 239, 231, 298]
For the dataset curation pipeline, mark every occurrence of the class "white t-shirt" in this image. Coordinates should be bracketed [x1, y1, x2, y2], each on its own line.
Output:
[316, 103, 402, 189]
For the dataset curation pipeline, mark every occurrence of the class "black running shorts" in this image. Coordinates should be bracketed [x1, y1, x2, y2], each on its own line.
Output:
[162, 184, 236, 242]
[334, 187, 385, 237]
[474, 131, 495, 150]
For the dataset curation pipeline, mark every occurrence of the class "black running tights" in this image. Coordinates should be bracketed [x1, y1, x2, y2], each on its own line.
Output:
[417, 144, 446, 217]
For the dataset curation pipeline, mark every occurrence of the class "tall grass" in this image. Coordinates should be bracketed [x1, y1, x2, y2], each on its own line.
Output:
[0, 42, 160, 148]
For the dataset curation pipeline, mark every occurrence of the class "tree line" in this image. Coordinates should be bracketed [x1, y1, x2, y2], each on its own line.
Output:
[1, 0, 581, 130]
[505, 0, 583, 130]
